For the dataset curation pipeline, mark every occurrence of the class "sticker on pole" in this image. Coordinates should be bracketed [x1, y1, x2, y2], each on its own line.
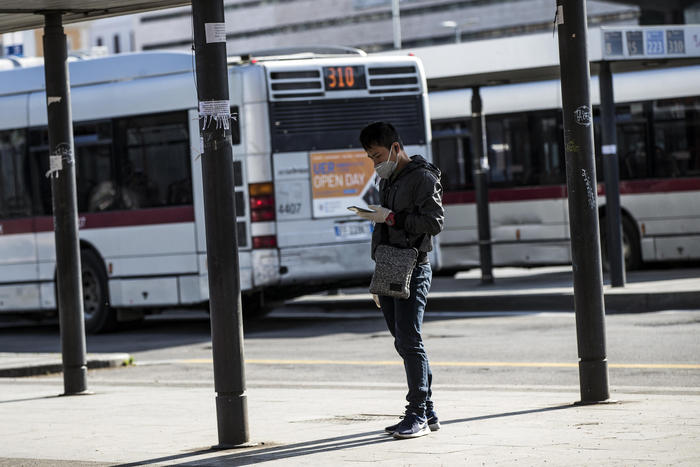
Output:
[47, 155, 62, 178]
[574, 106, 592, 127]
[199, 100, 231, 130]
[45, 143, 73, 178]
[205, 23, 226, 43]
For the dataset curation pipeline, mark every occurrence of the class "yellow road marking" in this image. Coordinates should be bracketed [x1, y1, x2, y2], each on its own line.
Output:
[177, 358, 700, 370]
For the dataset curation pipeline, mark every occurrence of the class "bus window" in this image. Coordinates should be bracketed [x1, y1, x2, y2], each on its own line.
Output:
[0, 129, 31, 219]
[74, 121, 116, 212]
[28, 128, 51, 216]
[116, 111, 192, 209]
[431, 122, 471, 191]
[231, 105, 240, 145]
[616, 103, 650, 180]
[653, 97, 700, 178]
[486, 114, 532, 187]
[536, 115, 565, 185]
[618, 122, 649, 180]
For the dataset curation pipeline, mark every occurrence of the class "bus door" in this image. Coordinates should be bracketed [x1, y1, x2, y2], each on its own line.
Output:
[486, 112, 570, 265]
[0, 121, 42, 311]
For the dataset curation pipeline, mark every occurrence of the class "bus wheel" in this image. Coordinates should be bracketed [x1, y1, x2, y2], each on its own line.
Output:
[600, 215, 642, 271]
[81, 249, 116, 333]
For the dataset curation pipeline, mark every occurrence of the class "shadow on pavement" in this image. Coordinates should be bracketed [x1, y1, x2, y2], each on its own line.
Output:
[114, 403, 576, 466]
[117, 429, 394, 467]
[441, 402, 575, 426]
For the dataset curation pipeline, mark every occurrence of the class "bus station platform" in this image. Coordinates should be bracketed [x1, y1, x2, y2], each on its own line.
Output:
[289, 265, 700, 314]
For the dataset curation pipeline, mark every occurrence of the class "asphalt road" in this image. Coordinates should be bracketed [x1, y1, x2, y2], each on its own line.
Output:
[2, 307, 699, 392]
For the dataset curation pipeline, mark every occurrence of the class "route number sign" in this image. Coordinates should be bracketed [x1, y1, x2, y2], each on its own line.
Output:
[601, 26, 700, 60]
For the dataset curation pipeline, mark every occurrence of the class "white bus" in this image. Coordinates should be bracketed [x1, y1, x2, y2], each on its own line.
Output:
[0, 50, 432, 332]
[429, 65, 700, 271]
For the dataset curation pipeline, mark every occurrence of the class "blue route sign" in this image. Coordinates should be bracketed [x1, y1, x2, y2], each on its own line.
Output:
[4, 44, 23, 56]
[601, 26, 700, 61]
[645, 30, 665, 55]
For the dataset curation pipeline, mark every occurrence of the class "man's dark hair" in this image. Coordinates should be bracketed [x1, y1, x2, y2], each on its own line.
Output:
[359, 121, 404, 150]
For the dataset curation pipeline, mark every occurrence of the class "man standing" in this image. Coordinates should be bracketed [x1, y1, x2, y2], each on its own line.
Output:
[354, 122, 444, 439]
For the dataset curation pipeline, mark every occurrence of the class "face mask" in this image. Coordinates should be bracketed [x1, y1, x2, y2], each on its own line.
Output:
[375, 145, 397, 179]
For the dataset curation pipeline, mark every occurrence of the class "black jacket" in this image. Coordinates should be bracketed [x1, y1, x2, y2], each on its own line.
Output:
[371, 155, 444, 260]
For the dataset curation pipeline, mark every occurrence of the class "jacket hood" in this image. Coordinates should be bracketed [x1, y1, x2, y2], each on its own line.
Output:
[394, 154, 441, 181]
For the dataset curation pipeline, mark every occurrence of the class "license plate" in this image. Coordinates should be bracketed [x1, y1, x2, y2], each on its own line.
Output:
[334, 221, 373, 241]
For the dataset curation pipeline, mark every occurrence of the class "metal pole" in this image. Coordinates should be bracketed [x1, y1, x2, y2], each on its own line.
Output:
[455, 26, 461, 44]
[471, 86, 493, 284]
[556, 0, 609, 403]
[43, 13, 88, 396]
[192, 0, 249, 446]
[599, 60, 626, 287]
[392, 0, 402, 49]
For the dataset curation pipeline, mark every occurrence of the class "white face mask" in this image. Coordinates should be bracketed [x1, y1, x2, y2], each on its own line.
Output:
[375, 145, 397, 179]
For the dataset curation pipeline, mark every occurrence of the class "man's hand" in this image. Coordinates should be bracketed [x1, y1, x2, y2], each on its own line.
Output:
[354, 205, 393, 224]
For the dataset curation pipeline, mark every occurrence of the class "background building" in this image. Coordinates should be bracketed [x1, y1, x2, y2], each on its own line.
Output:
[2, 0, 699, 58]
[135, 0, 642, 55]
[1, 23, 89, 58]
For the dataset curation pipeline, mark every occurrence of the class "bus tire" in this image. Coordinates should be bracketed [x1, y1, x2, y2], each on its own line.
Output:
[81, 249, 116, 333]
[600, 215, 642, 271]
[621, 216, 642, 270]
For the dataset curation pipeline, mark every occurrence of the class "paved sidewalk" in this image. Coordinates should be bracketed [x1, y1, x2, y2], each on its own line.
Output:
[292, 266, 700, 313]
[0, 378, 699, 466]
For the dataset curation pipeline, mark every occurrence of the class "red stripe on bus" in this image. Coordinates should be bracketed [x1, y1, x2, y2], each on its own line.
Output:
[0, 218, 35, 236]
[611, 178, 700, 196]
[0, 206, 195, 235]
[443, 185, 566, 204]
[443, 177, 700, 205]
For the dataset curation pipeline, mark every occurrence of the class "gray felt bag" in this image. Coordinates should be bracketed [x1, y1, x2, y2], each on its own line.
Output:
[369, 244, 418, 299]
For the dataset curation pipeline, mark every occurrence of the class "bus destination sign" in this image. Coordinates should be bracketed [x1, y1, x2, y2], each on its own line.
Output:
[323, 65, 367, 91]
[601, 26, 700, 60]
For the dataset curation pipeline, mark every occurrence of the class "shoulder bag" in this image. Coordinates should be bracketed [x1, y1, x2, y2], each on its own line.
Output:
[369, 244, 418, 299]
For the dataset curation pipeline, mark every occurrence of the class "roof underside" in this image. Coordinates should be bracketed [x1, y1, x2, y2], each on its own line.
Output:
[0, 1, 189, 34]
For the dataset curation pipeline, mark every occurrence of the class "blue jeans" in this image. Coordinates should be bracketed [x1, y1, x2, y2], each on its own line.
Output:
[379, 262, 433, 418]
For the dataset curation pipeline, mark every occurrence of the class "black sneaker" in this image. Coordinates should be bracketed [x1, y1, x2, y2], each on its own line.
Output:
[392, 412, 430, 439]
[426, 410, 441, 432]
[384, 417, 403, 434]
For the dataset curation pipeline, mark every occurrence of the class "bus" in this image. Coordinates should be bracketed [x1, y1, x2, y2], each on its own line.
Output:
[0, 50, 433, 332]
[429, 65, 700, 271]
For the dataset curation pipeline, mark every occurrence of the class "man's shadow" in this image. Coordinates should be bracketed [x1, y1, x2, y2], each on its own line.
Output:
[117, 403, 575, 466]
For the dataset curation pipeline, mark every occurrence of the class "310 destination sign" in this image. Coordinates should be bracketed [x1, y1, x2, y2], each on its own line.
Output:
[601, 26, 700, 60]
[323, 65, 367, 91]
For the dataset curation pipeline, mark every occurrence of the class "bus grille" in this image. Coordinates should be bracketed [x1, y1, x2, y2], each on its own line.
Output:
[269, 95, 426, 152]
[269, 69, 324, 100]
[367, 65, 420, 94]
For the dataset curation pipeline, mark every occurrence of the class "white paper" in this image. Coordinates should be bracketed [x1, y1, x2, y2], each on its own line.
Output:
[556, 5, 564, 25]
[205, 23, 226, 43]
[49, 155, 62, 172]
[199, 100, 230, 116]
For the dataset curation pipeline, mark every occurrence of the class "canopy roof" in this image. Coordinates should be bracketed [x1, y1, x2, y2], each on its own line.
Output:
[0, 1, 188, 34]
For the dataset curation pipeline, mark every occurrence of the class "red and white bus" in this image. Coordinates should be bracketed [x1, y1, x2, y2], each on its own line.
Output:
[0, 50, 433, 332]
[429, 65, 700, 271]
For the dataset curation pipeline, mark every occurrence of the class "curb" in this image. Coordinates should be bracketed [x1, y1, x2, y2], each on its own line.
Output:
[291, 290, 700, 313]
[0, 353, 132, 378]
